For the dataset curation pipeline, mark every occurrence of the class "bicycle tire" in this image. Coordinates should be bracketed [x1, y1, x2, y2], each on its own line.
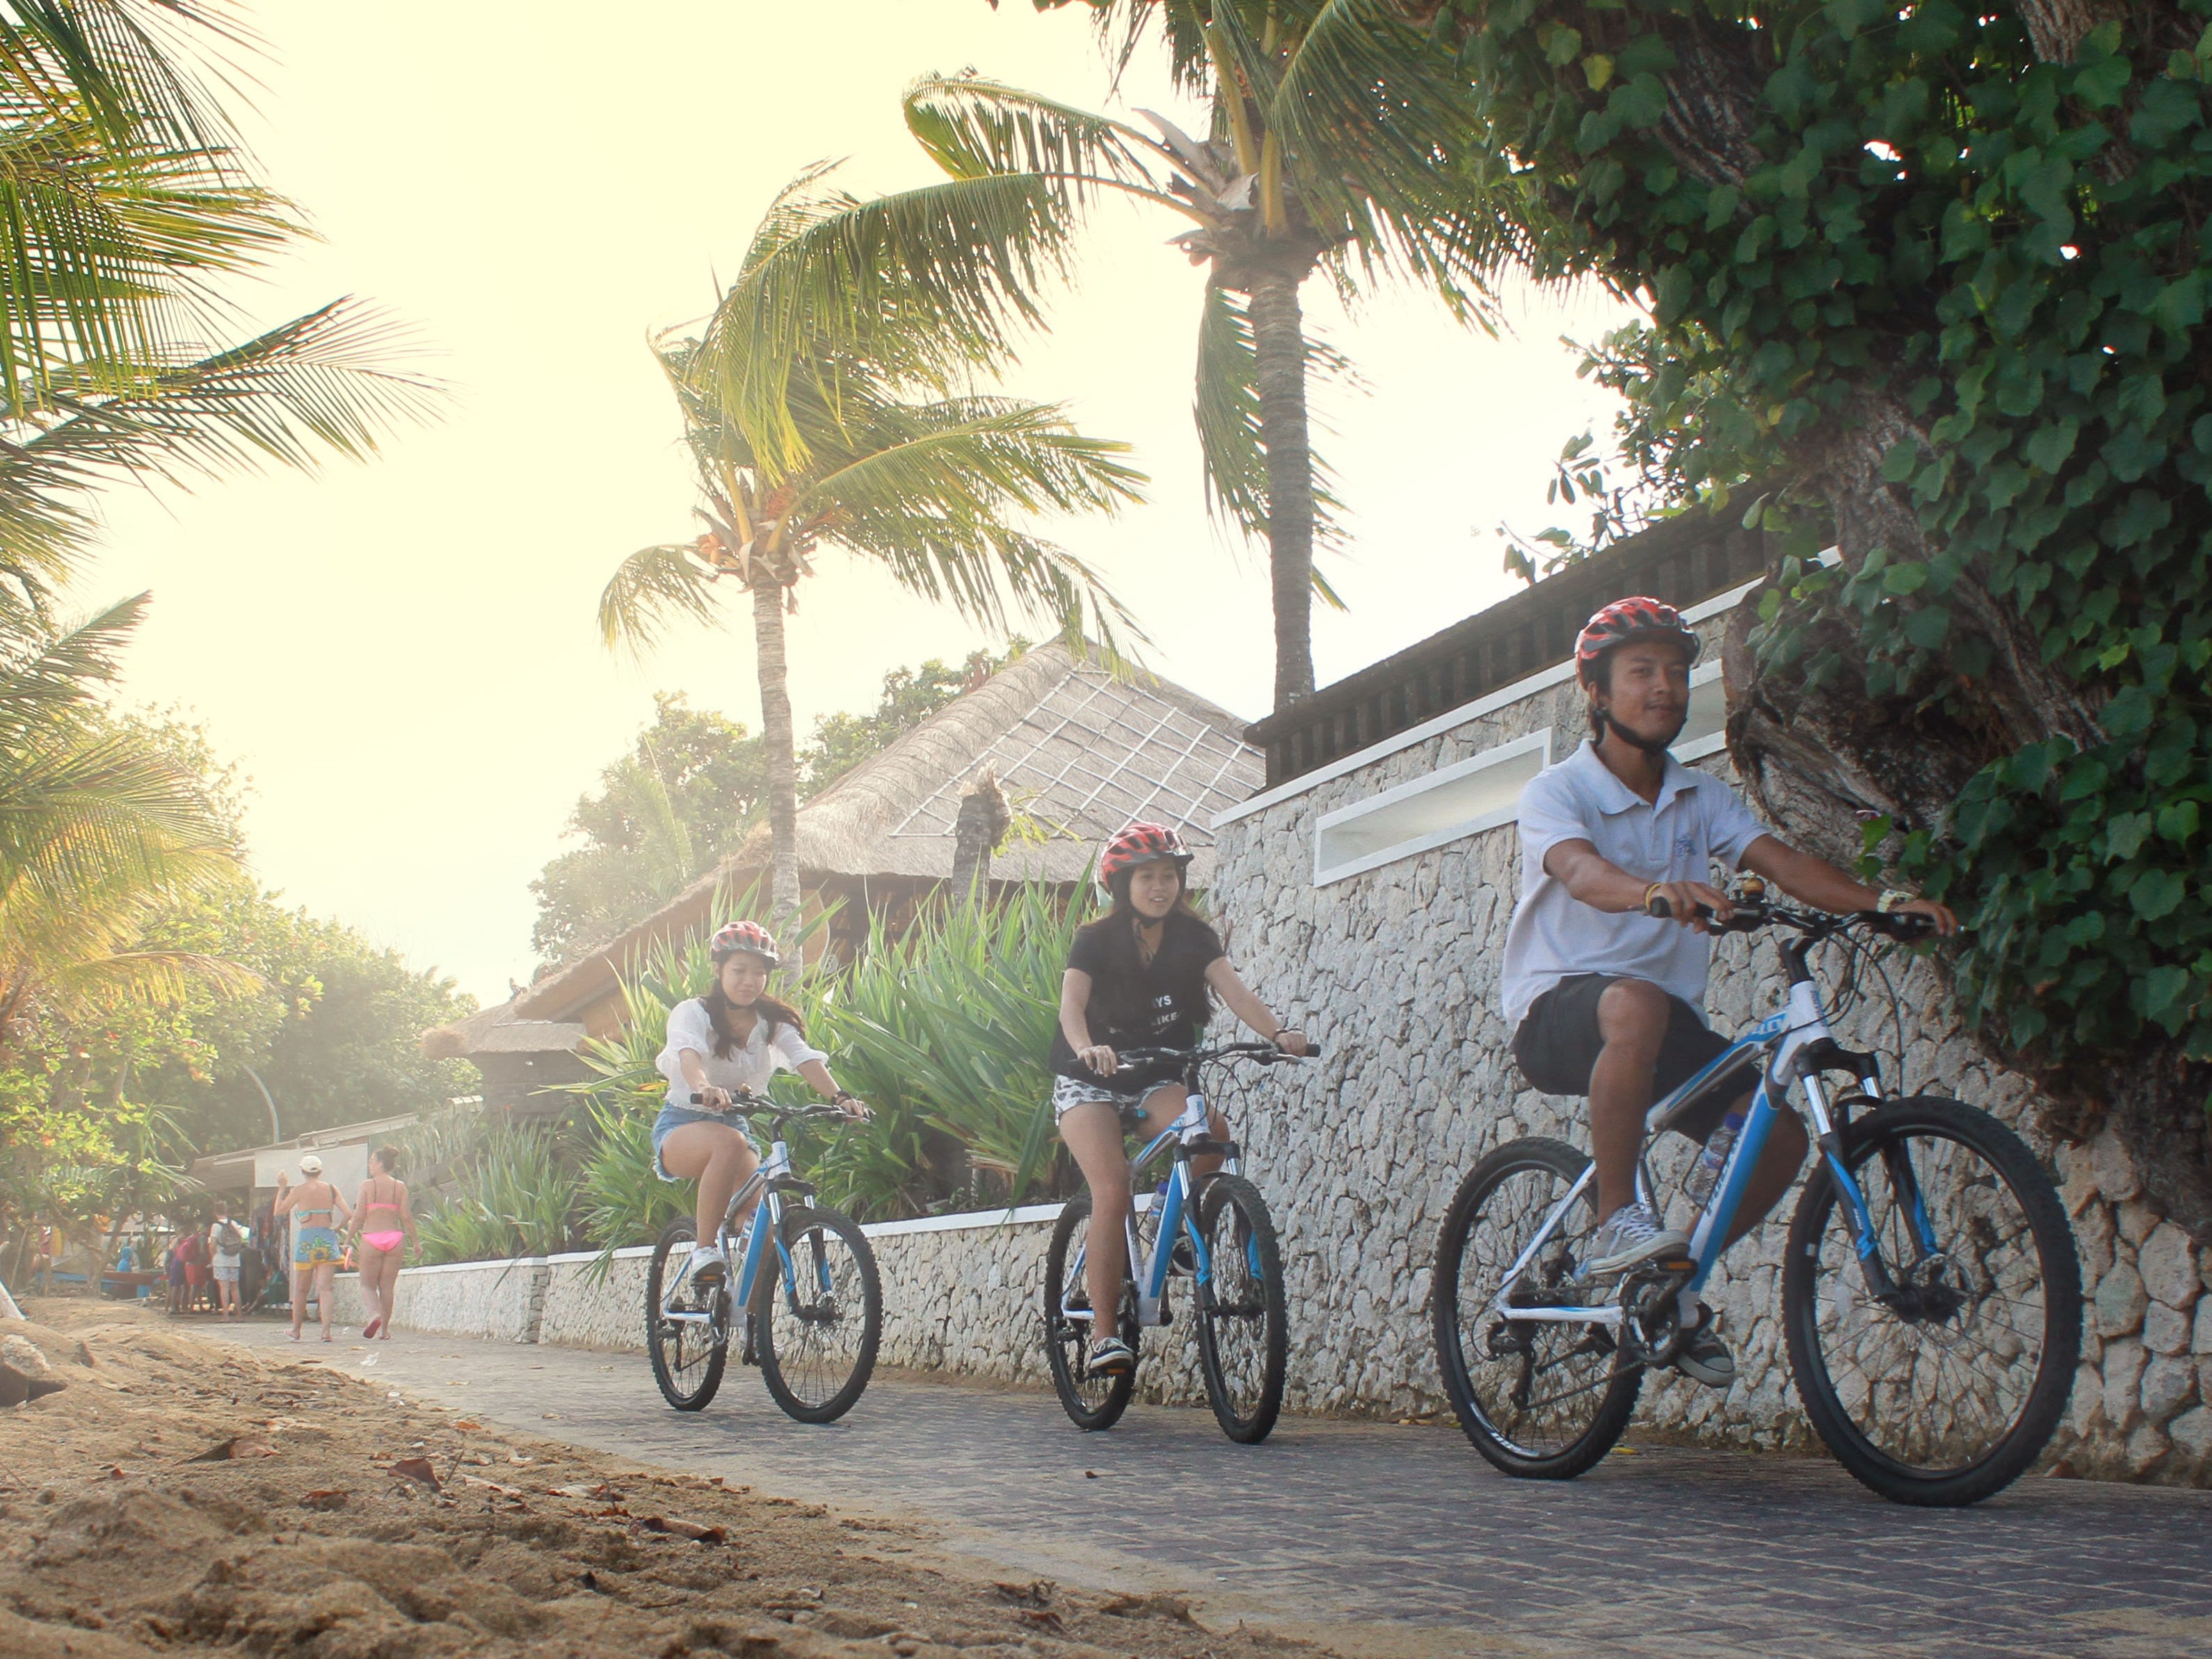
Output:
[1784, 1096, 2081, 1507]
[646, 1217, 728, 1411]
[1043, 1193, 1138, 1432]
[752, 1203, 881, 1424]
[1193, 1174, 1288, 1444]
[1432, 1136, 1641, 1479]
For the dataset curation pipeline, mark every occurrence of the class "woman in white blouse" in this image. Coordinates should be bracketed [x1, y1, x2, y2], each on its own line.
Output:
[654, 920, 869, 1288]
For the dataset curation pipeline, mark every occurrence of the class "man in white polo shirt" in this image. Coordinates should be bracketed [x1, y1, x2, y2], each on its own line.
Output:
[1501, 596, 1956, 1388]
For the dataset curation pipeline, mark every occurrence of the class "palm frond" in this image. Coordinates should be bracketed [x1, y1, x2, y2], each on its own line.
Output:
[700, 166, 1086, 472]
[0, 298, 447, 581]
[1260, 0, 1512, 311]
[1193, 282, 1349, 567]
[0, 591, 143, 750]
[42, 945, 259, 1013]
[596, 542, 727, 658]
[904, 74, 1185, 207]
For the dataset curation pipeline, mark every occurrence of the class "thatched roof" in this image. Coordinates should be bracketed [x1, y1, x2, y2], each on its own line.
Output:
[421, 1003, 586, 1063]
[424, 644, 1260, 1056]
[724, 642, 1258, 886]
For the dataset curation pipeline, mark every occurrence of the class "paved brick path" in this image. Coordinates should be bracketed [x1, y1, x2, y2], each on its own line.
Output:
[200, 1320, 2211, 1658]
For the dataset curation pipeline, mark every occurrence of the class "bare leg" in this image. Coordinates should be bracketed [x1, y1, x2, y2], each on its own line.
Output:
[1058, 1086, 1194, 1330]
[316, 1263, 337, 1339]
[370, 1245, 403, 1336]
[656, 1123, 762, 1254]
[1589, 979, 1672, 1221]
[1059, 1100, 1135, 1329]
[289, 1265, 306, 1338]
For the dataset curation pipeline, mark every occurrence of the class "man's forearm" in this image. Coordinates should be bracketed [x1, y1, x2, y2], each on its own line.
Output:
[1752, 840, 1881, 911]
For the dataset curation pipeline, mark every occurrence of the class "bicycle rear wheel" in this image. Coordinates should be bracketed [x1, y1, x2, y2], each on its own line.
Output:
[1043, 1194, 1137, 1431]
[647, 1217, 729, 1411]
[1193, 1174, 1288, 1443]
[1784, 1096, 2081, 1506]
[753, 1203, 881, 1424]
[1432, 1137, 1640, 1479]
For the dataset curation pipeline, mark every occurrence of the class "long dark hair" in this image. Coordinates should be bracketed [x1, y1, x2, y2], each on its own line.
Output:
[1075, 864, 1216, 1033]
[703, 964, 806, 1061]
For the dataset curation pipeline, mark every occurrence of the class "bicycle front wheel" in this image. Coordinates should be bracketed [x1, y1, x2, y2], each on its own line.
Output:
[1193, 1174, 1288, 1443]
[647, 1217, 729, 1411]
[1432, 1137, 1640, 1479]
[1043, 1194, 1137, 1431]
[1784, 1096, 2081, 1507]
[753, 1203, 881, 1424]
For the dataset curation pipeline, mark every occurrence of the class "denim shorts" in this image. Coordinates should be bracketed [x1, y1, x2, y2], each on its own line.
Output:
[1050, 1073, 1180, 1124]
[650, 1104, 755, 1183]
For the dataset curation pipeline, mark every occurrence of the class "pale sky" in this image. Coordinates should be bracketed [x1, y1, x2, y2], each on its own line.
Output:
[83, 1, 1636, 1006]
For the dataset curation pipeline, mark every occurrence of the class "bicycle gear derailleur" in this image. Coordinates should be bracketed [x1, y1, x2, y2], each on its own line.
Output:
[1618, 1263, 1694, 1369]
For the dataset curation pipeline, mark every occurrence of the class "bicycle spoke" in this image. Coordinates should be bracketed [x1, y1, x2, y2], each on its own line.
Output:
[1803, 1124, 2055, 1473]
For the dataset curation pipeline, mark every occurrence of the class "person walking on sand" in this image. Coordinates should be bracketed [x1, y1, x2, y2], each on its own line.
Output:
[207, 1203, 248, 1320]
[274, 1157, 351, 1342]
[164, 1230, 189, 1314]
[348, 1145, 415, 1340]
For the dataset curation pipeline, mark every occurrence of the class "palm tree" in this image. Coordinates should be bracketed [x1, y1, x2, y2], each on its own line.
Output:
[598, 173, 1145, 945]
[707, 1, 1500, 707]
[0, 591, 253, 1051]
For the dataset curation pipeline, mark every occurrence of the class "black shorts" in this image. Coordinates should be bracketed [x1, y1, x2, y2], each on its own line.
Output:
[1511, 975, 1745, 1141]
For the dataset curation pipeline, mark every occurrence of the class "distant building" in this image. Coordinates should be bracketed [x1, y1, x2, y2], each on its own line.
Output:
[425, 643, 1262, 1112]
[184, 1111, 423, 1206]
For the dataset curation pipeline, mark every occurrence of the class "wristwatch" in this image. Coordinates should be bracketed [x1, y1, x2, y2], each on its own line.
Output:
[1875, 889, 1914, 914]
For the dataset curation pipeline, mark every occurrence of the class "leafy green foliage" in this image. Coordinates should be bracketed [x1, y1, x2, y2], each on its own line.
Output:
[1445, 0, 2212, 1090]
[410, 1121, 577, 1266]
[530, 694, 767, 967]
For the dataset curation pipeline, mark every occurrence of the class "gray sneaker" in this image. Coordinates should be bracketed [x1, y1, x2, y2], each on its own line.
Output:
[1675, 1304, 1736, 1388]
[1584, 1202, 1692, 1275]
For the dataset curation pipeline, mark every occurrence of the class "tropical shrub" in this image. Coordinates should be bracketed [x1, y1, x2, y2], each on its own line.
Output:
[410, 1121, 578, 1266]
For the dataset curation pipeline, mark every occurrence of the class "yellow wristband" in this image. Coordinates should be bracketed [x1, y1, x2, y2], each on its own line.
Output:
[1643, 882, 1664, 913]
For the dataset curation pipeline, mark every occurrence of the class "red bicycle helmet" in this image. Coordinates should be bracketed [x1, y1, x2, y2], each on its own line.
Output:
[709, 920, 781, 967]
[1575, 596, 1700, 683]
[1098, 821, 1194, 888]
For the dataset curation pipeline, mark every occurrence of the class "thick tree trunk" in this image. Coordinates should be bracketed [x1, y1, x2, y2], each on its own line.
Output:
[1247, 264, 1317, 707]
[1722, 396, 2212, 1240]
[749, 578, 803, 962]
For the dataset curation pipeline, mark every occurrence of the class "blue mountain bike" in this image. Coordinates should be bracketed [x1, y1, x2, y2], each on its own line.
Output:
[1432, 894, 2081, 1506]
[648, 1096, 881, 1422]
[1042, 1041, 1314, 1442]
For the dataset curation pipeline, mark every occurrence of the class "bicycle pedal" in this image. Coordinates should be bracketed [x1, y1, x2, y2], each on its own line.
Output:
[1656, 1257, 1695, 1273]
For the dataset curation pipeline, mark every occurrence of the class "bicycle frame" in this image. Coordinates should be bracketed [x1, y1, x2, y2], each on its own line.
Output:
[658, 1130, 815, 1335]
[1062, 1093, 1241, 1330]
[1490, 933, 1939, 1333]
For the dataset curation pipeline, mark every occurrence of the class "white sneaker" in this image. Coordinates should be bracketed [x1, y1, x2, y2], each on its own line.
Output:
[1585, 1203, 1691, 1275]
[683, 1244, 727, 1285]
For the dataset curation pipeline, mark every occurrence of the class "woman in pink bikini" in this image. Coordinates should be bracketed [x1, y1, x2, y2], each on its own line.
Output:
[348, 1146, 415, 1340]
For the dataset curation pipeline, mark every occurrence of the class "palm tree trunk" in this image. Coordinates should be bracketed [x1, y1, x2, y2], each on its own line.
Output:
[1247, 264, 1317, 706]
[749, 578, 803, 959]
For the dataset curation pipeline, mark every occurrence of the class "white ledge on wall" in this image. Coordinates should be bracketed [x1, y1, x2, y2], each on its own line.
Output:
[1673, 659, 1729, 764]
[1313, 730, 1551, 886]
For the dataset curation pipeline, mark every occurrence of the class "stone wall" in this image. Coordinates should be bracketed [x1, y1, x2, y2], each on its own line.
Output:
[332, 1199, 1219, 1410]
[329, 1255, 548, 1344]
[1203, 648, 2212, 1484]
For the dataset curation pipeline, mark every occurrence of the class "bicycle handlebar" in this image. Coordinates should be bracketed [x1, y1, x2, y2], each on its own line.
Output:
[1109, 1039, 1322, 1073]
[686, 1092, 860, 1126]
[1644, 893, 1936, 942]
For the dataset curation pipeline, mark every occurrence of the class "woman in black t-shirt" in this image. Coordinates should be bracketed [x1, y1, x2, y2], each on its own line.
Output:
[1052, 822, 1308, 1379]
